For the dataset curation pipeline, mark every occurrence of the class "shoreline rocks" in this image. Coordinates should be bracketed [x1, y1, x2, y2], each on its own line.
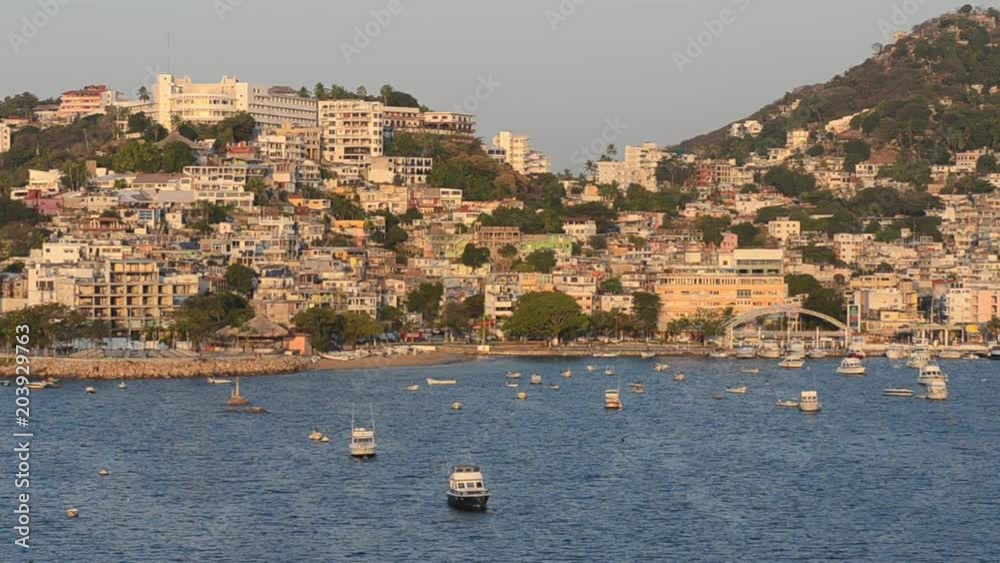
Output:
[18, 356, 311, 380]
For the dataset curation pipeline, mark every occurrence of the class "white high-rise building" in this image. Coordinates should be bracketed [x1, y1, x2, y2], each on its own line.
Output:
[491, 131, 550, 175]
[153, 74, 317, 131]
[0, 122, 11, 154]
[318, 100, 385, 164]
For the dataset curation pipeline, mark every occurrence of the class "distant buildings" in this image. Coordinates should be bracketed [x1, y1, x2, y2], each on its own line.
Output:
[57, 85, 123, 119]
[490, 131, 550, 175]
[0, 122, 10, 154]
[596, 142, 669, 190]
[318, 100, 384, 164]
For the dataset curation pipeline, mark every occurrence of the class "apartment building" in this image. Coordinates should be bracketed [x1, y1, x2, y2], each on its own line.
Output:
[318, 100, 384, 164]
[767, 218, 801, 242]
[491, 131, 550, 175]
[834, 233, 875, 264]
[258, 123, 322, 162]
[153, 74, 318, 130]
[367, 156, 433, 185]
[596, 143, 669, 190]
[74, 260, 200, 331]
[0, 121, 11, 154]
[421, 112, 475, 138]
[654, 273, 788, 327]
[57, 85, 122, 119]
[359, 184, 409, 215]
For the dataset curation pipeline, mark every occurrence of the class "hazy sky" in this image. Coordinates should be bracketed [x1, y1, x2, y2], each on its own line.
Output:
[2, 0, 995, 169]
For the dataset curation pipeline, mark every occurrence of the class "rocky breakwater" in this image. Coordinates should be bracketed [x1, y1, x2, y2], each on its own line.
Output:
[30, 355, 312, 380]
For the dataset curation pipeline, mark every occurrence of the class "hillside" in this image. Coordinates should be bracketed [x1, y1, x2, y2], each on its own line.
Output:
[678, 6, 1000, 165]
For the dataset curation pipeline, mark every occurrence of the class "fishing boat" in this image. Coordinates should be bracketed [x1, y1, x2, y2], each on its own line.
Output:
[775, 399, 799, 408]
[426, 378, 457, 386]
[529, 374, 542, 385]
[836, 357, 866, 376]
[740, 368, 760, 374]
[226, 378, 249, 406]
[917, 364, 948, 385]
[560, 369, 573, 378]
[207, 377, 232, 385]
[586, 365, 598, 372]
[603, 367, 615, 376]
[593, 352, 621, 358]
[653, 363, 671, 372]
[85, 386, 96, 394]
[989, 343, 1000, 360]
[629, 382, 646, 394]
[883, 388, 914, 397]
[548, 384, 560, 391]
[807, 348, 828, 359]
[937, 350, 962, 360]
[924, 380, 948, 401]
[673, 373, 686, 382]
[757, 340, 782, 359]
[26, 381, 49, 390]
[349, 406, 376, 458]
[778, 356, 805, 369]
[117, 380, 127, 390]
[308, 430, 324, 441]
[639, 352, 656, 359]
[505, 371, 521, 379]
[735, 345, 757, 359]
[708, 349, 729, 359]
[451, 402, 463, 411]
[447, 465, 490, 511]
[964, 352, 979, 360]
[885, 344, 910, 360]
[406, 384, 420, 392]
[907, 350, 930, 369]
[504, 382, 519, 389]
[516, 391, 527, 401]
[725, 386, 748, 395]
[604, 388, 623, 410]
[798, 391, 821, 413]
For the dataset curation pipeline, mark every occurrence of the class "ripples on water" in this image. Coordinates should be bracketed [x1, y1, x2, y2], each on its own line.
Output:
[3, 357, 999, 562]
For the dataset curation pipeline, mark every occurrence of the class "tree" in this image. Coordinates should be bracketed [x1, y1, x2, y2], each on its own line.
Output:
[380, 84, 394, 105]
[463, 293, 485, 319]
[600, 277, 624, 295]
[297, 86, 310, 98]
[313, 82, 328, 100]
[406, 282, 444, 324]
[224, 264, 256, 295]
[337, 312, 383, 348]
[160, 141, 195, 173]
[524, 249, 557, 273]
[111, 140, 161, 172]
[171, 292, 253, 347]
[499, 244, 519, 260]
[632, 292, 662, 337]
[137, 86, 150, 102]
[505, 291, 588, 344]
[785, 274, 845, 324]
[442, 302, 472, 336]
[460, 243, 491, 269]
[60, 160, 89, 190]
[292, 306, 340, 352]
[977, 154, 997, 175]
[695, 216, 731, 245]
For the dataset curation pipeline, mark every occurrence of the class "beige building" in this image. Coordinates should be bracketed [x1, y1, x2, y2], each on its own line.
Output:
[767, 218, 801, 242]
[654, 273, 788, 327]
[57, 85, 123, 119]
[0, 122, 10, 154]
[153, 74, 318, 130]
[491, 131, 550, 175]
[367, 156, 433, 185]
[319, 100, 384, 164]
[258, 123, 322, 162]
[74, 260, 200, 332]
[596, 142, 668, 190]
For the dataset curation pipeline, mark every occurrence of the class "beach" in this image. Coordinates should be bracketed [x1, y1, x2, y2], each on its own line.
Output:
[310, 350, 471, 372]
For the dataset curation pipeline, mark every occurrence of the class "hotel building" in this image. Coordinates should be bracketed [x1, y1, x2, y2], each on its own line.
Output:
[318, 100, 384, 164]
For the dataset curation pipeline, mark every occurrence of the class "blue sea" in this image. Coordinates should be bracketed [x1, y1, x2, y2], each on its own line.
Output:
[4, 356, 999, 562]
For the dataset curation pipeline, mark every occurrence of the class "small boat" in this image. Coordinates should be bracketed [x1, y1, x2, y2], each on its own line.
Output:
[603, 367, 615, 376]
[630, 383, 646, 394]
[708, 349, 729, 359]
[654, 363, 670, 372]
[504, 382, 519, 389]
[26, 381, 49, 390]
[406, 385, 420, 392]
[937, 350, 962, 360]
[990, 343, 1000, 360]
[778, 356, 805, 369]
[593, 352, 621, 358]
[924, 380, 948, 401]
[964, 353, 979, 360]
[725, 386, 747, 395]
[560, 369, 573, 378]
[309, 430, 324, 441]
[349, 406, 377, 458]
[117, 381, 127, 390]
[585, 365, 597, 372]
[85, 386, 96, 394]
[0, 380, 9, 387]
[885, 344, 910, 360]
[798, 390, 821, 413]
[846, 346, 866, 359]
[426, 378, 457, 386]
[883, 388, 914, 397]
[604, 388, 623, 410]
[98, 469, 110, 477]
[451, 402, 463, 411]
[758, 340, 782, 359]
[917, 364, 948, 385]
[775, 400, 799, 408]
[529, 374, 542, 385]
[673, 373, 686, 382]
[505, 371, 521, 379]
[320, 435, 330, 442]
[735, 346, 757, 359]
[836, 357, 866, 376]
[65, 508, 79, 519]
[548, 384, 560, 391]
[639, 352, 656, 359]
[740, 368, 760, 374]
[447, 465, 490, 511]
[207, 377, 232, 385]
[907, 351, 930, 369]
[516, 391, 527, 401]
[807, 349, 827, 359]
[226, 378, 249, 406]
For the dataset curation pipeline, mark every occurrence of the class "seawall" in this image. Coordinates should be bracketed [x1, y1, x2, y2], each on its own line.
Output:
[18, 355, 312, 380]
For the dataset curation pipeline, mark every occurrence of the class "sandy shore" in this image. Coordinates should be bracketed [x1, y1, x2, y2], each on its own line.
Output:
[310, 351, 472, 372]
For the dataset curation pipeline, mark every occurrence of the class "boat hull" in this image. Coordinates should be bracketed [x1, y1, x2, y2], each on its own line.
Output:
[447, 492, 489, 511]
[350, 448, 376, 458]
[836, 368, 866, 376]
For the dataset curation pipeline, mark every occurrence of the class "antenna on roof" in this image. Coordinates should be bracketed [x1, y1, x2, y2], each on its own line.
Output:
[166, 31, 172, 74]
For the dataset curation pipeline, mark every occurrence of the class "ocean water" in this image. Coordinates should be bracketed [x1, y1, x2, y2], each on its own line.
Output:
[3, 356, 999, 562]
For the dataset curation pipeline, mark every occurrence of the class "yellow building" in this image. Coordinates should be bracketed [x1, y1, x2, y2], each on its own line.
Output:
[654, 274, 788, 329]
[318, 100, 384, 164]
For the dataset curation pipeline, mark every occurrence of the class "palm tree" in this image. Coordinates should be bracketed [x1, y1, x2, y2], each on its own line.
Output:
[584, 160, 596, 177]
[137, 86, 150, 102]
[356, 85, 368, 99]
[170, 114, 184, 131]
[313, 82, 327, 100]
[380, 84, 393, 105]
